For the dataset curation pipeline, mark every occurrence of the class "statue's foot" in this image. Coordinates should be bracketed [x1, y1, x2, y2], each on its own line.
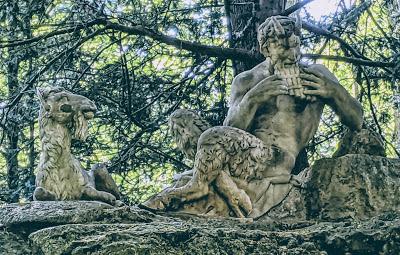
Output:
[141, 195, 167, 211]
[82, 186, 116, 205]
[290, 175, 303, 188]
[115, 200, 125, 207]
[33, 187, 57, 201]
[141, 188, 184, 211]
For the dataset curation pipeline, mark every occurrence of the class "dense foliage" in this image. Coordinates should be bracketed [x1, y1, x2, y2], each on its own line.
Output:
[0, 0, 399, 204]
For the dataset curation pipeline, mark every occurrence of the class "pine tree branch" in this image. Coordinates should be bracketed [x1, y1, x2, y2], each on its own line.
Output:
[101, 20, 258, 62]
[0, 19, 104, 48]
[281, 0, 315, 16]
[303, 54, 395, 67]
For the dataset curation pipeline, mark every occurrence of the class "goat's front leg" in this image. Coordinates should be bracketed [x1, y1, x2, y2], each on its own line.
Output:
[33, 187, 57, 201]
[215, 171, 252, 218]
[142, 172, 210, 211]
[142, 127, 233, 211]
[82, 186, 116, 205]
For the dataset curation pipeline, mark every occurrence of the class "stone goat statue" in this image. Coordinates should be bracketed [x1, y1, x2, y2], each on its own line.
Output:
[33, 87, 121, 205]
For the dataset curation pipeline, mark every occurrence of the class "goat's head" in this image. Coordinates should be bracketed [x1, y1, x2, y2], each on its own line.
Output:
[37, 87, 97, 141]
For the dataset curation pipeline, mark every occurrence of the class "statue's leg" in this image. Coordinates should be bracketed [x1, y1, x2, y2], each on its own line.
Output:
[142, 169, 212, 210]
[143, 127, 253, 217]
[33, 187, 57, 201]
[82, 186, 116, 205]
[215, 171, 252, 217]
[90, 163, 121, 200]
[173, 170, 193, 188]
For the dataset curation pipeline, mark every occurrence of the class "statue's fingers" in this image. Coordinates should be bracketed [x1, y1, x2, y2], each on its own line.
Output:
[298, 87, 306, 99]
[293, 88, 301, 98]
[302, 81, 321, 89]
[311, 96, 318, 102]
[303, 67, 324, 78]
[275, 88, 289, 95]
[303, 89, 324, 97]
[300, 73, 321, 83]
[269, 81, 287, 87]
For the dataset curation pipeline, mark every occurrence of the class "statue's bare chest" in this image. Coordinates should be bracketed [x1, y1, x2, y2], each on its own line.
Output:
[256, 94, 309, 116]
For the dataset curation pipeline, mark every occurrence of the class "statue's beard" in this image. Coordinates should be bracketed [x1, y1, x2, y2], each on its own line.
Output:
[71, 112, 89, 141]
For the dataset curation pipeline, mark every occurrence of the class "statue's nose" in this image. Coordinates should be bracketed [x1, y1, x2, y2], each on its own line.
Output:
[80, 100, 97, 115]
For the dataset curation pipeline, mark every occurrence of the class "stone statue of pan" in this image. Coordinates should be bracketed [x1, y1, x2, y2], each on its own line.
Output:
[142, 15, 364, 219]
[33, 87, 122, 206]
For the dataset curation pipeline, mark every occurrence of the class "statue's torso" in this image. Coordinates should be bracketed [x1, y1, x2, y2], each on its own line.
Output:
[239, 61, 325, 158]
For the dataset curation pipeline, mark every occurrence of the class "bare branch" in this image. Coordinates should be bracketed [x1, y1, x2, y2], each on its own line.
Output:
[102, 20, 258, 62]
[0, 19, 104, 49]
[303, 54, 396, 68]
[281, 0, 315, 16]
[302, 22, 365, 59]
[1, 28, 107, 110]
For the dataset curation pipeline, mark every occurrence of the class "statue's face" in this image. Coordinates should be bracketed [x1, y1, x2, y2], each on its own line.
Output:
[260, 33, 301, 67]
[37, 87, 97, 141]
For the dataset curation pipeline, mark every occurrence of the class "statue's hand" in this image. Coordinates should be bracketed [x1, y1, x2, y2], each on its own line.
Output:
[300, 68, 339, 100]
[245, 74, 289, 105]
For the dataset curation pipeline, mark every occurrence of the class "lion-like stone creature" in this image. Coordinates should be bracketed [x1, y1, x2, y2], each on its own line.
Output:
[33, 87, 121, 205]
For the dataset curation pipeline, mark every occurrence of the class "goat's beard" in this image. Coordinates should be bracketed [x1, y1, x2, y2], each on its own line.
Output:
[71, 112, 89, 141]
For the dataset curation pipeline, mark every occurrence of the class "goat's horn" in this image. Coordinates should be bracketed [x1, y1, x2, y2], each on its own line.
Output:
[295, 12, 302, 35]
[272, 17, 285, 36]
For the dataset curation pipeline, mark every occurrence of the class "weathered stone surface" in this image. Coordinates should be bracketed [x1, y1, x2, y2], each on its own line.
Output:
[267, 187, 307, 222]
[0, 229, 31, 255]
[305, 155, 400, 220]
[1, 201, 399, 255]
[333, 129, 386, 157]
[143, 15, 364, 220]
[34, 87, 121, 205]
[27, 211, 400, 255]
[0, 201, 156, 235]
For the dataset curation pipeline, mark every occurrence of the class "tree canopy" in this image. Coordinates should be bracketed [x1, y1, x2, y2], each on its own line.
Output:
[0, 0, 399, 204]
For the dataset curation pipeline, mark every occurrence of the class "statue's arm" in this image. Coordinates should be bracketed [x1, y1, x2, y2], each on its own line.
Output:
[301, 64, 363, 131]
[224, 72, 289, 130]
[223, 73, 259, 130]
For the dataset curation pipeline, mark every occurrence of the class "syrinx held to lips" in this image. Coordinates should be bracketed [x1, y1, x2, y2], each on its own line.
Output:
[274, 66, 317, 102]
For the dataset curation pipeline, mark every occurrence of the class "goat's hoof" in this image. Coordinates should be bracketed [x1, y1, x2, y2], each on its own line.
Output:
[140, 196, 167, 211]
[114, 200, 125, 207]
[33, 187, 56, 201]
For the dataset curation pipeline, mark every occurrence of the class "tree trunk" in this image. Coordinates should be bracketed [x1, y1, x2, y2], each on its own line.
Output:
[4, 1, 21, 201]
[225, 0, 309, 173]
[225, 0, 286, 74]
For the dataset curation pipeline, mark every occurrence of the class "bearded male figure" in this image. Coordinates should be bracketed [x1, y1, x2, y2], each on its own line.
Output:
[143, 16, 363, 219]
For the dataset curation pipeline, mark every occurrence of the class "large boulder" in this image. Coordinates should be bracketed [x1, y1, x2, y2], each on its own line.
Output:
[305, 154, 400, 220]
[0, 230, 31, 255]
[0, 201, 399, 255]
[332, 129, 386, 157]
[0, 201, 156, 236]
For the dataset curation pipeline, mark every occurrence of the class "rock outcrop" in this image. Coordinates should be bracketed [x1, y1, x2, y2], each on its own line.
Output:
[266, 154, 400, 222]
[305, 154, 400, 220]
[1, 152, 399, 255]
[1, 201, 399, 255]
